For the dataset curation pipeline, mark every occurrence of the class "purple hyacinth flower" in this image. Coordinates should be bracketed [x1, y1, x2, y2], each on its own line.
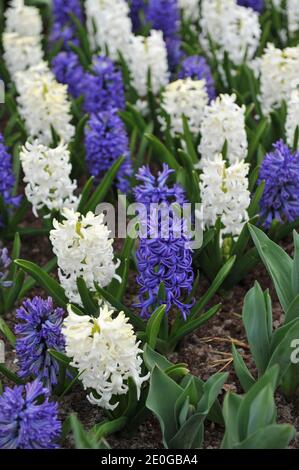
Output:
[146, 0, 182, 69]
[50, 0, 84, 48]
[15, 297, 65, 389]
[237, 0, 264, 12]
[85, 110, 132, 194]
[51, 51, 86, 98]
[134, 164, 194, 320]
[0, 247, 12, 288]
[258, 140, 299, 228]
[0, 380, 61, 449]
[178, 55, 216, 102]
[83, 56, 126, 114]
[0, 134, 21, 222]
[128, 0, 147, 32]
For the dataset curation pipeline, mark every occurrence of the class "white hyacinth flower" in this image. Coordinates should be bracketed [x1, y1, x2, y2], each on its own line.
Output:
[287, 0, 299, 37]
[15, 62, 75, 145]
[85, 0, 132, 61]
[5, 0, 42, 37]
[50, 208, 120, 305]
[63, 304, 149, 410]
[127, 30, 169, 99]
[200, 154, 250, 240]
[199, 94, 248, 165]
[286, 89, 299, 151]
[259, 43, 299, 116]
[3, 33, 43, 78]
[178, 0, 200, 21]
[20, 140, 79, 217]
[200, 0, 261, 66]
[160, 78, 209, 136]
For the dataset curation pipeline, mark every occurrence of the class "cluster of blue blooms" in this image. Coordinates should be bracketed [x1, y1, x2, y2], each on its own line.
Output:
[0, 133, 21, 218]
[15, 297, 66, 389]
[0, 380, 61, 449]
[259, 140, 299, 228]
[178, 55, 216, 102]
[237, 0, 264, 12]
[50, 0, 84, 48]
[134, 164, 194, 320]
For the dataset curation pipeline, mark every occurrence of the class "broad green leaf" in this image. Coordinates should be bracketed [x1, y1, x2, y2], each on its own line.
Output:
[232, 344, 256, 392]
[146, 305, 167, 349]
[144, 133, 180, 171]
[0, 364, 25, 385]
[15, 259, 68, 309]
[92, 417, 127, 441]
[249, 225, 294, 312]
[235, 424, 295, 450]
[0, 317, 16, 347]
[221, 392, 243, 449]
[242, 283, 272, 374]
[291, 230, 299, 295]
[76, 278, 98, 315]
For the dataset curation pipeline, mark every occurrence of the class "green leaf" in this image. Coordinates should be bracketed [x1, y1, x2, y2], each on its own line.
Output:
[15, 259, 68, 309]
[48, 349, 72, 367]
[83, 156, 125, 214]
[221, 392, 243, 449]
[94, 283, 145, 331]
[19, 257, 57, 298]
[145, 133, 180, 171]
[0, 317, 16, 347]
[190, 257, 235, 317]
[146, 305, 167, 349]
[76, 278, 98, 315]
[143, 343, 174, 372]
[249, 224, 294, 312]
[146, 366, 182, 447]
[235, 424, 295, 450]
[291, 230, 299, 295]
[232, 344, 256, 392]
[70, 415, 109, 449]
[242, 283, 272, 374]
[170, 304, 220, 346]
[93, 417, 127, 441]
[0, 364, 25, 385]
[285, 293, 299, 324]
[77, 177, 94, 213]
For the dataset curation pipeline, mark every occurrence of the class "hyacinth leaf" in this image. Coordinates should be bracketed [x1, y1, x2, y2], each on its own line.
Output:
[285, 294, 299, 324]
[249, 224, 294, 312]
[94, 283, 145, 331]
[48, 349, 72, 367]
[0, 364, 25, 385]
[169, 304, 221, 347]
[291, 230, 299, 296]
[8, 232, 20, 280]
[126, 102, 147, 135]
[248, 181, 265, 218]
[267, 319, 299, 390]
[145, 305, 167, 349]
[237, 365, 279, 442]
[83, 156, 125, 214]
[18, 256, 57, 299]
[232, 344, 256, 392]
[70, 414, 111, 449]
[144, 133, 180, 171]
[221, 392, 243, 449]
[242, 283, 272, 375]
[234, 424, 295, 450]
[190, 256, 236, 318]
[0, 317, 16, 347]
[59, 370, 84, 399]
[143, 343, 174, 372]
[169, 412, 205, 449]
[181, 115, 197, 164]
[293, 125, 299, 152]
[248, 117, 268, 162]
[93, 417, 128, 442]
[146, 366, 183, 447]
[69, 13, 92, 63]
[4, 269, 25, 313]
[15, 259, 68, 309]
[76, 278, 98, 315]
[77, 176, 94, 213]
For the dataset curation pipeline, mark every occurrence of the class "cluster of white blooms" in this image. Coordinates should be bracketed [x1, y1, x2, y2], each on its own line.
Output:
[15, 62, 75, 145]
[85, 0, 132, 61]
[3, 0, 43, 78]
[199, 94, 248, 165]
[287, 0, 299, 37]
[5, 0, 42, 36]
[200, 154, 250, 239]
[286, 89, 299, 150]
[160, 78, 209, 136]
[20, 141, 79, 217]
[127, 30, 169, 99]
[50, 209, 120, 305]
[259, 43, 299, 115]
[3, 34, 43, 78]
[63, 304, 149, 410]
[200, 0, 261, 66]
[178, 0, 200, 21]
